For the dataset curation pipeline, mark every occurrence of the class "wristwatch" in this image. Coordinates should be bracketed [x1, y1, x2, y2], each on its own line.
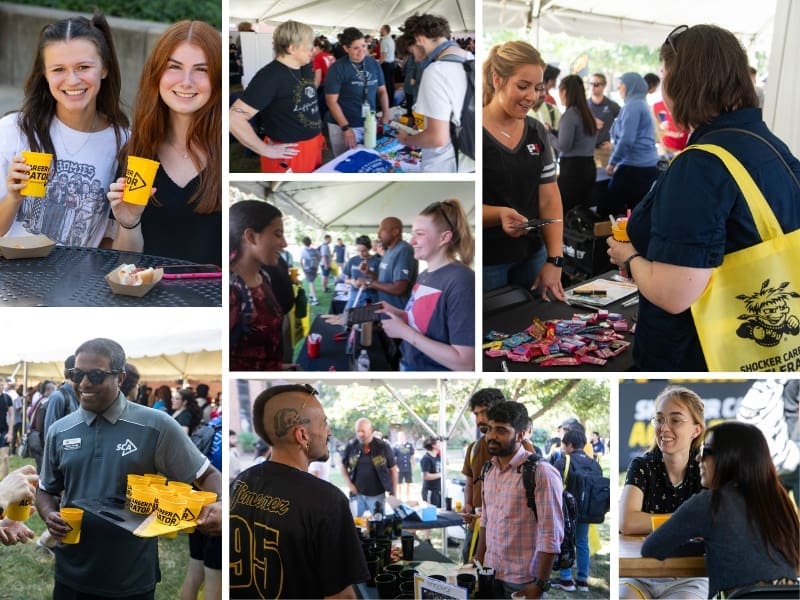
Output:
[623, 253, 642, 281]
[546, 256, 564, 268]
[531, 577, 551, 592]
[341, 124, 351, 132]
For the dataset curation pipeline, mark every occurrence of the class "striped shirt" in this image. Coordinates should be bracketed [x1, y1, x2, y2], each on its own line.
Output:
[482, 444, 564, 584]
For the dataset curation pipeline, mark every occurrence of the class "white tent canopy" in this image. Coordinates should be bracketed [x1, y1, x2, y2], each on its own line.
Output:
[229, 0, 475, 34]
[229, 181, 475, 232]
[484, 0, 775, 49]
[0, 309, 222, 381]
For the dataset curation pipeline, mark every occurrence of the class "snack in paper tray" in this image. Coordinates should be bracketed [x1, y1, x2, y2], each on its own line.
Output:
[117, 264, 155, 286]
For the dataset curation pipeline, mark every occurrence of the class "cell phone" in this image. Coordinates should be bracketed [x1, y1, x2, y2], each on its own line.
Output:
[158, 264, 222, 280]
[346, 302, 383, 326]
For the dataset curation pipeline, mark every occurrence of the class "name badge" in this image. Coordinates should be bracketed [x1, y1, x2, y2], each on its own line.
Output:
[362, 102, 370, 118]
[63, 438, 81, 451]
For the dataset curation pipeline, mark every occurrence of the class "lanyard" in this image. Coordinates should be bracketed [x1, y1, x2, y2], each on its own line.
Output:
[351, 61, 369, 104]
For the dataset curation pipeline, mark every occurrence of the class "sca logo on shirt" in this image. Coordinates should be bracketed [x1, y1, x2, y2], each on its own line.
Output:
[116, 439, 138, 456]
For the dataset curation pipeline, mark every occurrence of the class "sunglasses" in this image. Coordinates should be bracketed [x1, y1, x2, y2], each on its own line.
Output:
[666, 24, 689, 55]
[700, 444, 714, 459]
[425, 201, 456, 233]
[590, 82, 605, 87]
[68, 368, 120, 385]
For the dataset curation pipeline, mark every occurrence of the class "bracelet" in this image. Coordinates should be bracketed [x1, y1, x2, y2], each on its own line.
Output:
[118, 217, 141, 230]
[623, 253, 642, 281]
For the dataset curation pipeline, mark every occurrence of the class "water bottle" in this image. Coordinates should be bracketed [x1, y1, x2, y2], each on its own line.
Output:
[357, 349, 370, 371]
[364, 111, 377, 148]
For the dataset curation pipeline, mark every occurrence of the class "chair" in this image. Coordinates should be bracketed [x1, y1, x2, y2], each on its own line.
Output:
[483, 284, 533, 317]
[726, 583, 800, 598]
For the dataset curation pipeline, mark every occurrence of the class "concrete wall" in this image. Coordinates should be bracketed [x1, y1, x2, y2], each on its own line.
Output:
[0, 2, 170, 113]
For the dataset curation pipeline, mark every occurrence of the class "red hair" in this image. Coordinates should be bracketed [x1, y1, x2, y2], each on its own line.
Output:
[125, 21, 221, 214]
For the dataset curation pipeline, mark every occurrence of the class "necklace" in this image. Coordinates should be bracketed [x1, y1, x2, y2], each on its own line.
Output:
[168, 138, 190, 160]
[55, 113, 99, 158]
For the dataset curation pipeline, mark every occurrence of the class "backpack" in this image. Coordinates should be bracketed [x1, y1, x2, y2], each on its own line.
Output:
[191, 418, 222, 460]
[434, 51, 475, 168]
[481, 454, 577, 570]
[561, 454, 610, 524]
[301, 247, 321, 272]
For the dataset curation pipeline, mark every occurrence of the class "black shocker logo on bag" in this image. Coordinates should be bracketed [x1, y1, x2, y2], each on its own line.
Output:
[736, 279, 800, 347]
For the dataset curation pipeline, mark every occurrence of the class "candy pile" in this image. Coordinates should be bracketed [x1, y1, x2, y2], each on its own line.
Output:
[484, 310, 633, 367]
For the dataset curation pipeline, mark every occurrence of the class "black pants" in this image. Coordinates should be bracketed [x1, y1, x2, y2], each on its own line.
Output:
[382, 62, 396, 106]
[53, 581, 155, 600]
[602, 164, 659, 216]
[558, 156, 597, 212]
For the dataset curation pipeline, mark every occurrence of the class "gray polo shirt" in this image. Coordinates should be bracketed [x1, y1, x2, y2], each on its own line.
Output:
[41, 392, 209, 596]
[378, 239, 418, 310]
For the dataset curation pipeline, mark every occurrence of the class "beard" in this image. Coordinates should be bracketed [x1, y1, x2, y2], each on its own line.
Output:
[486, 437, 516, 457]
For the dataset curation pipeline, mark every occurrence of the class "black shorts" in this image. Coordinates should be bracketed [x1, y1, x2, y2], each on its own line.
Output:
[0, 432, 8, 449]
[188, 530, 222, 570]
[398, 470, 413, 484]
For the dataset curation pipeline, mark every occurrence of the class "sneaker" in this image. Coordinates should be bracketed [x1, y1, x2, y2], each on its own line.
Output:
[576, 580, 589, 592]
[36, 539, 55, 558]
[310, 299, 320, 306]
[551, 579, 576, 592]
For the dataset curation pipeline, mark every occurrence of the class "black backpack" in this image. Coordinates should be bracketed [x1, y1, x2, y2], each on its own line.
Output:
[561, 453, 610, 524]
[481, 454, 577, 570]
[191, 420, 221, 457]
[433, 52, 475, 168]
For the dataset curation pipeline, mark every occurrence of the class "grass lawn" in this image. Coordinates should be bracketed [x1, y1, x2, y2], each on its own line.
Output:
[3, 456, 191, 599]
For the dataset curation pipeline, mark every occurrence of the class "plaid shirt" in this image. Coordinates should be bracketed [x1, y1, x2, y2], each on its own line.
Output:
[482, 444, 564, 583]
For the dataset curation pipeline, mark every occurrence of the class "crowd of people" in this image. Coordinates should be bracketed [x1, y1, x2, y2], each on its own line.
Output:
[229, 198, 475, 372]
[229, 13, 474, 172]
[0, 14, 222, 264]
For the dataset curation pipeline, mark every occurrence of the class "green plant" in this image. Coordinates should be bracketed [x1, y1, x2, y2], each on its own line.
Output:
[12, 0, 221, 28]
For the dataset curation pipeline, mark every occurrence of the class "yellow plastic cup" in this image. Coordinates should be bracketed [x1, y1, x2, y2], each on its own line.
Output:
[156, 496, 186, 538]
[126, 474, 150, 499]
[651, 514, 671, 531]
[190, 490, 218, 506]
[143, 473, 167, 486]
[5, 499, 33, 521]
[166, 481, 193, 494]
[60, 507, 84, 544]
[21, 151, 53, 197]
[128, 485, 157, 515]
[611, 218, 630, 242]
[177, 492, 205, 533]
[123, 155, 160, 206]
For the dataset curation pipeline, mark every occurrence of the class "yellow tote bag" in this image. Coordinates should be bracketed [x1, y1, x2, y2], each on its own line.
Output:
[687, 143, 800, 372]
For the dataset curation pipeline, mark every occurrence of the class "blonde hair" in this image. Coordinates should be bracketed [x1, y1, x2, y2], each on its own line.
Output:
[482, 40, 544, 106]
[649, 386, 705, 452]
[419, 199, 474, 266]
[273, 20, 314, 57]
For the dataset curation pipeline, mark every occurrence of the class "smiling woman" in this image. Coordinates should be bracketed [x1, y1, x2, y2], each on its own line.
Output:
[110, 20, 222, 266]
[0, 13, 129, 247]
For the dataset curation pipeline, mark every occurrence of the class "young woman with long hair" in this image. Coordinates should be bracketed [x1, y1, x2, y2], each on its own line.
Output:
[110, 20, 221, 265]
[481, 41, 565, 300]
[378, 198, 475, 371]
[171, 388, 202, 435]
[620, 386, 709, 599]
[229, 200, 290, 372]
[642, 420, 799, 598]
[0, 14, 129, 247]
[557, 74, 597, 212]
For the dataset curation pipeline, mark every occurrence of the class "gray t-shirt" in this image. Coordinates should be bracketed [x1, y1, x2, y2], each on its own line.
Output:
[41, 393, 209, 596]
[377, 240, 418, 309]
[557, 106, 597, 158]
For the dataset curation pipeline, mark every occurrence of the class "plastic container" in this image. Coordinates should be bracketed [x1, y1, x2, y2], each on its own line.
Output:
[357, 349, 370, 371]
[364, 112, 377, 148]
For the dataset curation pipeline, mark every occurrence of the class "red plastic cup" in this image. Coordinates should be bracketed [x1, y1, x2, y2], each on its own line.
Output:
[308, 334, 321, 358]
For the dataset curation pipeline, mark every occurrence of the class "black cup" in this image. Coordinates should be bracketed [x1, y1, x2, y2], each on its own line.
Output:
[366, 557, 380, 587]
[429, 574, 447, 582]
[400, 534, 415, 561]
[373, 518, 387, 539]
[399, 569, 418, 582]
[384, 563, 404, 578]
[368, 549, 383, 573]
[456, 572, 476, 595]
[399, 580, 416, 594]
[477, 567, 496, 599]
[376, 537, 392, 566]
[445, 497, 453, 511]
[375, 573, 397, 600]
[393, 514, 403, 538]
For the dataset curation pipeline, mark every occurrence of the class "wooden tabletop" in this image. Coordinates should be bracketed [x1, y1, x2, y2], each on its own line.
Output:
[619, 535, 706, 577]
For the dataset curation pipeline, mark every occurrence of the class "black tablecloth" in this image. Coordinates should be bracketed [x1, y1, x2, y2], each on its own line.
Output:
[483, 271, 637, 372]
[296, 315, 393, 371]
[401, 511, 465, 531]
[0, 246, 221, 307]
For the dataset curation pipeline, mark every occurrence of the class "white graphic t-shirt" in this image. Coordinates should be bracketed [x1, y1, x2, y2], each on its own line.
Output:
[0, 113, 126, 247]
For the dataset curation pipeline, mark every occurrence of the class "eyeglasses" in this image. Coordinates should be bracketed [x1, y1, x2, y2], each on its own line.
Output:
[699, 444, 714, 459]
[665, 25, 689, 55]
[650, 416, 690, 427]
[425, 201, 456, 233]
[590, 82, 604, 87]
[67, 368, 120, 385]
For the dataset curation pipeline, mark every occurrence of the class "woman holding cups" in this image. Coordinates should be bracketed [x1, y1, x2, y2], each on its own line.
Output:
[0, 13, 129, 247]
[109, 20, 222, 265]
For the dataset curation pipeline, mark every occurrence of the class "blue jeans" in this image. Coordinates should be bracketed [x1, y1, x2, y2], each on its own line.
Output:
[560, 521, 590, 582]
[354, 493, 385, 516]
[483, 243, 546, 293]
